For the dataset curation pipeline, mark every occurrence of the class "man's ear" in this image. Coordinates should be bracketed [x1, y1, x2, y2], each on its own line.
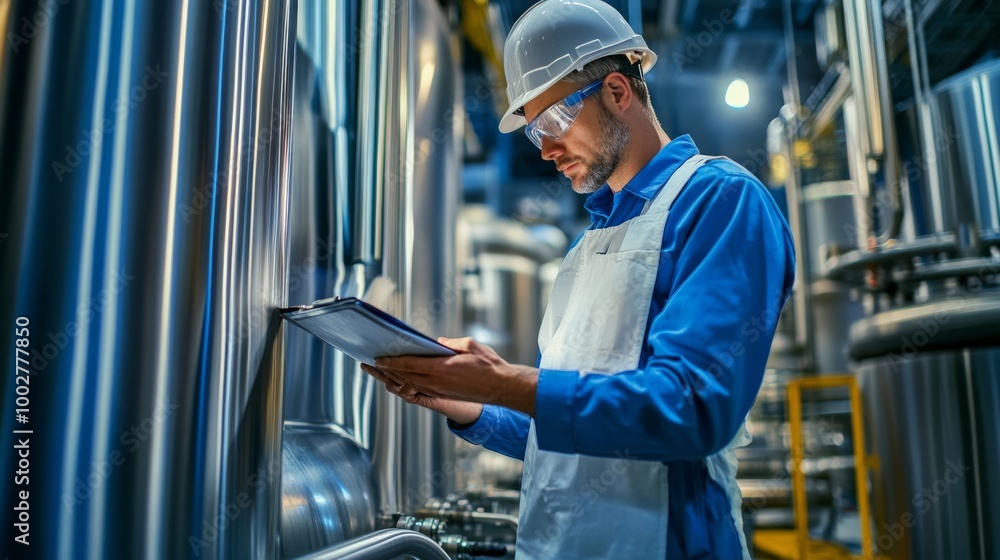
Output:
[603, 72, 633, 113]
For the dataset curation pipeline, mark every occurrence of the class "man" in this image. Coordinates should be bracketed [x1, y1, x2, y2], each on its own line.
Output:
[362, 0, 796, 557]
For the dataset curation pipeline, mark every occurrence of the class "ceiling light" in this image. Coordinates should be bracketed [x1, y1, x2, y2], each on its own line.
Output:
[726, 79, 749, 109]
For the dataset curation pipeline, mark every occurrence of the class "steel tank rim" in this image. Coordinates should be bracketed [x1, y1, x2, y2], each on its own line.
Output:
[848, 291, 1000, 360]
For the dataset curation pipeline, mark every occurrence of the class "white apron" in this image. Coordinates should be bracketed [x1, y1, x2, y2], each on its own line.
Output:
[516, 154, 752, 559]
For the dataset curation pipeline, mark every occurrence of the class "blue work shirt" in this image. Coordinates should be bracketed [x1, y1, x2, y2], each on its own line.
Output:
[451, 135, 796, 558]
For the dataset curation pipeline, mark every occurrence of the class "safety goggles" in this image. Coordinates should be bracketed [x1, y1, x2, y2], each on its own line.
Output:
[524, 79, 604, 149]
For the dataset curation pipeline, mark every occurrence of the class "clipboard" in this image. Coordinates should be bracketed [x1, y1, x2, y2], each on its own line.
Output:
[279, 297, 456, 366]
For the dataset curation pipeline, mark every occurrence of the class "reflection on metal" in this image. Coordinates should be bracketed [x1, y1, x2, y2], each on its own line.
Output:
[813, 0, 845, 69]
[400, 0, 463, 509]
[0, 1, 296, 559]
[801, 181, 863, 372]
[924, 60, 1000, 241]
[280, 425, 376, 558]
[858, 348, 1000, 559]
[769, 116, 814, 369]
[849, 293, 1000, 360]
[285, 0, 462, 553]
[840, 0, 903, 243]
[287, 529, 451, 560]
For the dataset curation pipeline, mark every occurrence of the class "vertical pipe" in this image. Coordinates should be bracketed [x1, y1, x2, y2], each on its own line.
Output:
[354, 0, 381, 266]
[365, 0, 406, 514]
[782, 0, 801, 115]
[842, 0, 874, 200]
[843, 0, 904, 243]
[781, 0, 814, 369]
[868, 0, 903, 243]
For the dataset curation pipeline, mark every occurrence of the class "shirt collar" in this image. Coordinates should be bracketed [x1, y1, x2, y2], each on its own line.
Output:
[583, 135, 701, 221]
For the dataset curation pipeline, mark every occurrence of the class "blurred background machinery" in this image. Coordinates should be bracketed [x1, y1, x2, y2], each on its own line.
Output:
[1, 0, 998, 558]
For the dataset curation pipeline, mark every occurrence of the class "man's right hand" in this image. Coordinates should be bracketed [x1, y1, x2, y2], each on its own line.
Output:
[361, 363, 484, 426]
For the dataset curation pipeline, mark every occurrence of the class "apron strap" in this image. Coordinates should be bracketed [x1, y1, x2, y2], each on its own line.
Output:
[641, 154, 724, 215]
[623, 154, 724, 252]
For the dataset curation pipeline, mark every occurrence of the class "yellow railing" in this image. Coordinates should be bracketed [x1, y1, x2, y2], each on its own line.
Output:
[786, 374, 877, 560]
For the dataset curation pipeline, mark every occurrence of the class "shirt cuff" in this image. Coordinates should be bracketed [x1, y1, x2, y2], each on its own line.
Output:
[448, 404, 500, 446]
[534, 368, 579, 454]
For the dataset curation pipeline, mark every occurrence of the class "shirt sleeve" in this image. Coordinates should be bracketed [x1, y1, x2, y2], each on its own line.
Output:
[533, 168, 796, 461]
[448, 404, 531, 461]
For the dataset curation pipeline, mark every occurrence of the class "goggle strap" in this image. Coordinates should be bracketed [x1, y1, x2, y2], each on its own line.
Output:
[618, 58, 644, 82]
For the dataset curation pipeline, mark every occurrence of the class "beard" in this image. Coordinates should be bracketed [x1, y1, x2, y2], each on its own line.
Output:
[563, 100, 630, 194]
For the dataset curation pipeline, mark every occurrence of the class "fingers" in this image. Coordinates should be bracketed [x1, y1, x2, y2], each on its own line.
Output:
[361, 364, 430, 402]
[375, 355, 433, 373]
[437, 336, 476, 352]
[361, 364, 395, 388]
[362, 364, 406, 391]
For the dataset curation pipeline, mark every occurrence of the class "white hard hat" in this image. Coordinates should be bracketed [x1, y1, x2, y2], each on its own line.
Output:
[498, 0, 657, 133]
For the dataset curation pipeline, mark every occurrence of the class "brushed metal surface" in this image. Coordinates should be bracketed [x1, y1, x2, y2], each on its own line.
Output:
[858, 347, 1000, 559]
[0, 1, 296, 558]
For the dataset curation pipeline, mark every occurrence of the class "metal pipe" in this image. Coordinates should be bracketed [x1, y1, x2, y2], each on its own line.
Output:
[868, 0, 904, 243]
[782, 0, 801, 113]
[904, 0, 945, 236]
[843, 97, 873, 249]
[780, 0, 814, 369]
[470, 511, 520, 533]
[843, 0, 904, 244]
[841, 0, 871, 161]
[354, 0, 381, 264]
[287, 529, 451, 560]
[779, 116, 816, 371]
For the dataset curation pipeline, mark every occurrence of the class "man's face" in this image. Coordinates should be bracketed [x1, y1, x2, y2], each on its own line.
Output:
[522, 78, 630, 194]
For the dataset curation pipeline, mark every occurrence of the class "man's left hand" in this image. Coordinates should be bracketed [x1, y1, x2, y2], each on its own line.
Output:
[375, 337, 539, 416]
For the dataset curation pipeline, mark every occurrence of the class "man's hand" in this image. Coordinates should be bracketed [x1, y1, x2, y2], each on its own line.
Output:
[361, 362, 484, 425]
[371, 337, 539, 417]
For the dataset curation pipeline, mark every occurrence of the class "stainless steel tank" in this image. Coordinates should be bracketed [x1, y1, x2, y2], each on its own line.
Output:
[855, 342, 1000, 559]
[902, 59, 1000, 241]
[279, 0, 462, 554]
[802, 181, 865, 373]
[0, 1, 297, 558]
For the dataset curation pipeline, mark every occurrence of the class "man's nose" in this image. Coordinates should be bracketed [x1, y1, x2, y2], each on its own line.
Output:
[539, 135, 564, 161]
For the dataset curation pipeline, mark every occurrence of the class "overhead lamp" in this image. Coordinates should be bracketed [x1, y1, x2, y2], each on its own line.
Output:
[725, 79, 749, 109]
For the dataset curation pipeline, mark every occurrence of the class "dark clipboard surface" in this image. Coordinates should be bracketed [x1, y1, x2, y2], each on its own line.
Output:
[279, 297, 455, 366]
